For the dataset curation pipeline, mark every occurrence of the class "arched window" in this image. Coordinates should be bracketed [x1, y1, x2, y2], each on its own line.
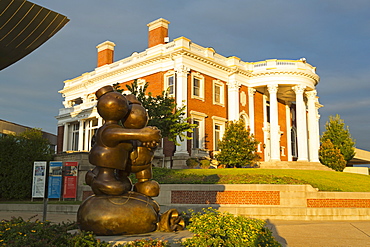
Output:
[239, 113, 250, 130]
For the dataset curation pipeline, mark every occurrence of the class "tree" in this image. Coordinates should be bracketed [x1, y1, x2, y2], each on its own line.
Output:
[0, 129, 54, 199]
[319, 139, 346, 171]
[320, 114, 355, 164]
[215, 120, 260, 168]
[114, 80, 196, 145]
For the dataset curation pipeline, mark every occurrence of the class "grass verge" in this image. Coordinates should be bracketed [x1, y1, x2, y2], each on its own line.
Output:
[152, 167, 370, 192]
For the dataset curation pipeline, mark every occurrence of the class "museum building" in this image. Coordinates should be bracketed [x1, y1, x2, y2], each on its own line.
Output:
[56, 18, 322, 168]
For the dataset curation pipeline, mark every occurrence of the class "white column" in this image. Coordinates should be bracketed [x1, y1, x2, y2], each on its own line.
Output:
[248, 88, 256, 135]
[267, 84, 280, 161]
[315, 102, 322, 154]
[84, 120, 90, 151]
[78, 120, 84, 151]
[306, 90, 320, 162]
[174, 65, 190, 156]
[286, 103, 293, 161]
[227, 80, 240, 121]
[63, 123, 69, 152]
[293, 85, 308, 161]
[98, 116, 103, 127]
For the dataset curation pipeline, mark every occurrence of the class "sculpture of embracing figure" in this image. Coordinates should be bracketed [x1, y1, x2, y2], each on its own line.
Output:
[78, 85, 184, 235]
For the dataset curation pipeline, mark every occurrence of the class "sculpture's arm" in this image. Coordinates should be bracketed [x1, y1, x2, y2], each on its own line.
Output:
[103, 126, 161, 147]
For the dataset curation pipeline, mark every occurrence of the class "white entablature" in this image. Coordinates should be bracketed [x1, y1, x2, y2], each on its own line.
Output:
[59, 37, 318, 108]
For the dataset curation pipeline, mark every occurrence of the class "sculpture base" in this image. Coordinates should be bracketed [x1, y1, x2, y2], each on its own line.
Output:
[77, 192, 160, 235]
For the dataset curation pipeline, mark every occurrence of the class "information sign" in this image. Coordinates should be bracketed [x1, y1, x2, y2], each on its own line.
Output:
[32, 161, 47, 198]
[48, 161, 63, 199]
[63, 162, 78, 199]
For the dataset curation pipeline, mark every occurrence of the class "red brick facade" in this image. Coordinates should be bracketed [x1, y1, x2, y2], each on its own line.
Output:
[171, 190, 280, 205]
[307, 199, 370, 208]
[97, 49, 114, 67]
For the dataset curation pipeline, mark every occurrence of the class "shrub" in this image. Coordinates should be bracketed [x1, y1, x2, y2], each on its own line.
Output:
[0, 129, 54, 199]
[319, 139, 346, 172]
[199, 159, 211, 169]
[182, 208, 281, 247]
[119, 238, 170, 246]
[186, 158, 200, 168]
[0, 216, 111, 247]
[320, 115, 355, 164]
[215, 120, 260, 168]
[0, 217, 172, 246]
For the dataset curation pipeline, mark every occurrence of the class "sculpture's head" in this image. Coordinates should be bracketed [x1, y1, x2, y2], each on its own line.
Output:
[96, 85, 129, 122]
[123, 94, 148, 129]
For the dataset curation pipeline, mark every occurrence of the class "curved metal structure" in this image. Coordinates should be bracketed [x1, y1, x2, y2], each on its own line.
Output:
[0, 0, 69, 70]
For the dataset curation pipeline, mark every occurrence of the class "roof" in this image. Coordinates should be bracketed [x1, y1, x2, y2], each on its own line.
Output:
[349, 148, 370, 165]
[0, 0, 69, 70]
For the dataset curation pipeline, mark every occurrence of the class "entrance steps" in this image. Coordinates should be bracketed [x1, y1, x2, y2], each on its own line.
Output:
[259, 161, 333, 171]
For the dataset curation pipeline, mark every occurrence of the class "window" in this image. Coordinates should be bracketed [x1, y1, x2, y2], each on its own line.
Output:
[193, 120, 200, 149]
[213, 80, 224, 105]
[191, 72, 204, 100]
[164, 71, 176, 97]
[291, 127, 297, 158]
[137, 79, 146, 91]
[240, 112, 250, 130]
[212, 116, 227, 151]
[84, 118, 99, 150]
[214, 124, 221, 151]
[72, 98, 83, 106]
[70, 123, 79, 151]
[168, 76, 175, 95]
[190, 110, 208, 150]
[193, 78, 200, 96]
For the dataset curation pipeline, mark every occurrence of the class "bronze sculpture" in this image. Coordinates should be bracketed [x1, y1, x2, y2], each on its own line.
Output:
[77, 85, 184, 235]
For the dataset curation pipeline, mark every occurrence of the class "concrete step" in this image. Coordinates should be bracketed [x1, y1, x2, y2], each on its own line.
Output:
[259, 161, 334, 171]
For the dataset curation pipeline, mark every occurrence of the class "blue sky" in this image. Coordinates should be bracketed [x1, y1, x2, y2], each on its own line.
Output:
[1, 0, 369, 150]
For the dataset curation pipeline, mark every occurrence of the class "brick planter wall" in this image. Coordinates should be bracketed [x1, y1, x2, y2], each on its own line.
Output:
[156, 184, 370, 220]
[171, 191, 280, 205]
[307, 199, 370, 208]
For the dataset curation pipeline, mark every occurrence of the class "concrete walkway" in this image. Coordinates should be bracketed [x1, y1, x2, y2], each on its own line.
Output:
[1, 210, 370, 246]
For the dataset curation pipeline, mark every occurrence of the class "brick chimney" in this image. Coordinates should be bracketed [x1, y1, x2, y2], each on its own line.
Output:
[96, 41, 115, 67]
[147, 18, 170, 48]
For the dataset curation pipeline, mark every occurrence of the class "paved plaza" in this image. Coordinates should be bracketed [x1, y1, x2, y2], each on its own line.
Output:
[1, 210, 370, 246]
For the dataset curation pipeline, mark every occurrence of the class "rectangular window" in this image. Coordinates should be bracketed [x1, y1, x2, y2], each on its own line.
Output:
[214, 124, 221, 151]
[213, 80, 224, 105]
[168, 76, 174, 95]
[84, 118, 99, 151]
[214, 84, 221, 103]
[193, 77, 200, 97]
[193, 120, 200, 149]
[71, 123, 79, 151]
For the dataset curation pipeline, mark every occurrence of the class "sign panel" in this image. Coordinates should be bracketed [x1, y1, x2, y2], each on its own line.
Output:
[48, 161, 63, 199]
[32, 161, 47, 198]
[63, 162, 78, 199]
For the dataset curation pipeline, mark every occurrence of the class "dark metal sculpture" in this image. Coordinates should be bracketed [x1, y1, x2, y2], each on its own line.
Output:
[77, 85, 184, 235]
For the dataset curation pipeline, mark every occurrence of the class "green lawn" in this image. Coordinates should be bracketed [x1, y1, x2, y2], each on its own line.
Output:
[153, 168, 370, 192]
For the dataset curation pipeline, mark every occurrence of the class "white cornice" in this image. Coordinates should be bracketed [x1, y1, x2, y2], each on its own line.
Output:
[251, 71, 319, 85]
[60, 40, 319, 96]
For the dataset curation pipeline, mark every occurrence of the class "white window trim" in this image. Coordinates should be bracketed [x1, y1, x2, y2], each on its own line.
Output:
[212, 116, 227, 151]
[191, 72, 205, 101]
[239, 111, 250, 130]
[190, 111, 208, 150]
[137, 79, 146, 91]
[164, 70, 176, 97]
[213, 79, 225, 106]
